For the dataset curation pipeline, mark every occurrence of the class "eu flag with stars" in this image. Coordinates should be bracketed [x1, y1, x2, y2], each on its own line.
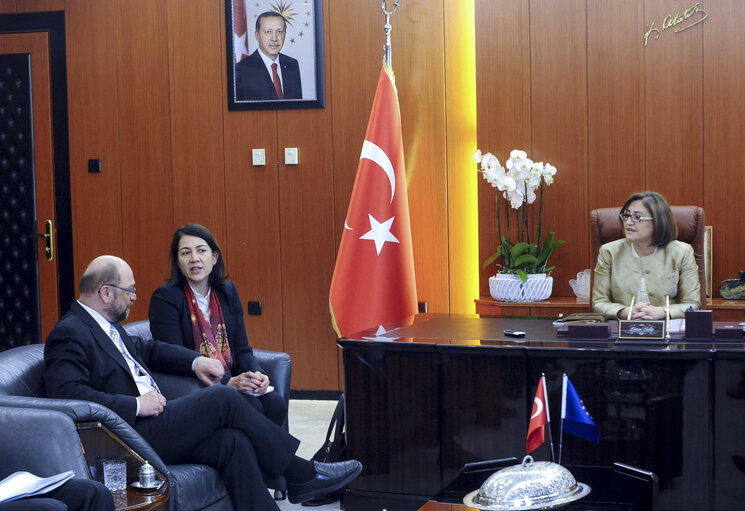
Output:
[561, 374, 599, 443]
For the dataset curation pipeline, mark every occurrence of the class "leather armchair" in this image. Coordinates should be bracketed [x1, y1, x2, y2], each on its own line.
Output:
[0, 405, 90, 480]
[0, 324, 293, 511]
[590, 205, 707, 307]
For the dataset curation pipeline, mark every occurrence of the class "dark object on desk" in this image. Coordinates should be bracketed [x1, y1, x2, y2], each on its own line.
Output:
[503, 329, 526, 338]
[685, 309, 713, 341]
[720, 271, 745, 300]
[568, 323, 610, 340]
[715, 326, 743, 342]
[555, 313, 608, 325]
[733, 455, 745, 475]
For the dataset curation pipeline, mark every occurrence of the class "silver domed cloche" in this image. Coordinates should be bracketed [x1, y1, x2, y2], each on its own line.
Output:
[463, 455, 591, 510]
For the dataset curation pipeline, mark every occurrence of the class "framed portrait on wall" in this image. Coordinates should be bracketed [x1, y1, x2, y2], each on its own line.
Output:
[226, 0, 325, 110]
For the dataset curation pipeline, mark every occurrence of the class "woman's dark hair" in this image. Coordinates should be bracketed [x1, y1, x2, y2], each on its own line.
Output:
[619, 190, 677, 247]
[167, 223, 227, 289]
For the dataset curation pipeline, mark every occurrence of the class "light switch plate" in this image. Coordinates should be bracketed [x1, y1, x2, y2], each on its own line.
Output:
[252, 148, 266, 166]
[284, 147, 298, 165]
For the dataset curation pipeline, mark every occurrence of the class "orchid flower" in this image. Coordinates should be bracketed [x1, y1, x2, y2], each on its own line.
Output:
[543, 163, 557, 185]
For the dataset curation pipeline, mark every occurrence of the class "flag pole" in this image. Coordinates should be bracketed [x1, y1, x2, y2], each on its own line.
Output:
[558, 373, 567, 464]
[543, 373, 555, 463]
[381, 0, 400, 67]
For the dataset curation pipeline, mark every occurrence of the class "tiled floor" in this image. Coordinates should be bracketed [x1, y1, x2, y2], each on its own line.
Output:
[276, 399, 340, 511]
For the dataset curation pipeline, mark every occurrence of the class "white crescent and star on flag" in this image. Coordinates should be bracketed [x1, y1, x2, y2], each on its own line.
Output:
[531, 397, 544, 419]
[344, 140, 401, 255]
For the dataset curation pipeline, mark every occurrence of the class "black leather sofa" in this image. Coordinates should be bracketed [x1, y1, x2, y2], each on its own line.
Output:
[0, 320, 292, 511]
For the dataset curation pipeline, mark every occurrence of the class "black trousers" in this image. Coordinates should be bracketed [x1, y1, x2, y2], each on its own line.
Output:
[0, 479, 114, 511]
[245, 389, 286, 427]
[133, 384, 300, 511]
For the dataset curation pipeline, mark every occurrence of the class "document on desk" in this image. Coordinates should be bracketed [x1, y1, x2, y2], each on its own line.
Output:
[668, 319, 685, 333]
[242, 385, 274, 397]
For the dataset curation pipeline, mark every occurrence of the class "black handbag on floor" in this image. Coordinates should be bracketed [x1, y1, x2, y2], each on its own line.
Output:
[302, 393, 348, 506]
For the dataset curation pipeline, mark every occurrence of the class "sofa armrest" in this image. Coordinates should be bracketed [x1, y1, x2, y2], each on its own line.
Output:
[255, 349, 291, 405]
[0, 405, 90, 479]
[0, 395, 170, 479]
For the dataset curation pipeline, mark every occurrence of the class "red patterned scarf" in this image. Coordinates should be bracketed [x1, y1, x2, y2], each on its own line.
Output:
[184, 285, 231, 372]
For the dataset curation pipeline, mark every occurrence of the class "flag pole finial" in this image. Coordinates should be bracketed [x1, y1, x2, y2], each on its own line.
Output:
[381, 0, 400, 67]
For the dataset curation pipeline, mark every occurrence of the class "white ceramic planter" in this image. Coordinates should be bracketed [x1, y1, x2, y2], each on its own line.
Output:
[489, 273, 553, 302]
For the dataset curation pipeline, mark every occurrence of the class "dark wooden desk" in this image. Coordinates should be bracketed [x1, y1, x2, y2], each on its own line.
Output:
[339, 314, 745, 511]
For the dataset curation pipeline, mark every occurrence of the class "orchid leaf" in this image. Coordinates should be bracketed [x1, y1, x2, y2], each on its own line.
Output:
[513, 254, 539, 267]
[536, 232, 556, 261]
[482, 251, 501, 269]
[510, 242, 530, 259]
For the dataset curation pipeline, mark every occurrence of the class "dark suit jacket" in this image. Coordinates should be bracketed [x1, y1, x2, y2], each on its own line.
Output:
[148, 282, 264, 380]
[44, 301, 199, 426]
[235, 50, 302, 100]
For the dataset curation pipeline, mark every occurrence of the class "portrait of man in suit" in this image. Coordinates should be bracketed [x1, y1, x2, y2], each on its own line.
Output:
[235, 11, 302, 101]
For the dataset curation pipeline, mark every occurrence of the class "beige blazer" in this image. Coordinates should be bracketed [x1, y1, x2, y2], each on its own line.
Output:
[592, 239, 701, 319]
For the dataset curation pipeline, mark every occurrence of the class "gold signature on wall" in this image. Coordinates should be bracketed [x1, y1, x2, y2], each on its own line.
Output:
[644, 2, 708, 46]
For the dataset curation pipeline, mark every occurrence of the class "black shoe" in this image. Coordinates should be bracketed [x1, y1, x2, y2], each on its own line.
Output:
[301, 493, 339, 507]
[287, 460, 362, 504]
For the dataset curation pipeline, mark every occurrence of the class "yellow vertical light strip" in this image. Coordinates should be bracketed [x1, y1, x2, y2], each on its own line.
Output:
[444, 0, 478, 314]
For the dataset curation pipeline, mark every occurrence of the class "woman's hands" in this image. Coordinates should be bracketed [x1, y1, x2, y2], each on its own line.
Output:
[228, 371, 271, 394]
[619, 302, 666, 320]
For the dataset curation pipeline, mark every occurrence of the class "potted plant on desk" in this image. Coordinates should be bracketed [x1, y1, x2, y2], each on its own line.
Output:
[474, 148, 564, 302]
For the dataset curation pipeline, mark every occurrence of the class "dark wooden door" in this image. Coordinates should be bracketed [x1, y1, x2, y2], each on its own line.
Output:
[0, 32, 59, 348]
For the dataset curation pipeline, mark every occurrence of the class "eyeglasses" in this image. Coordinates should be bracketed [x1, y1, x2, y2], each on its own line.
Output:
[103, 284, 137, 295]
[619, 212, 653, 223]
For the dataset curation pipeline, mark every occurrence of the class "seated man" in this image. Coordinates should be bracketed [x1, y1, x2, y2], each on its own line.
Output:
[44, 256, 361, 511]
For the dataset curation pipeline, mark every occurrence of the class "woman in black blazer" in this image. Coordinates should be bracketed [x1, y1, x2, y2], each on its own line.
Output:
[149, 223, 286, 425]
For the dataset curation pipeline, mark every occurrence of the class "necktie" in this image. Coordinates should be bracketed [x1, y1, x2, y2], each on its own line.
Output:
[110, 325, 161, 394]
[271, 62, 284, 99]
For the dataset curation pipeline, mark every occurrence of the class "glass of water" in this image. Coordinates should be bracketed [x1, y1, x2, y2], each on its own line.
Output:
[100, 458, 127, 492]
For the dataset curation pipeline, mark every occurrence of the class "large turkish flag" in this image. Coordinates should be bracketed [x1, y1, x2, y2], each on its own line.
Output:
[329, 64, 417, 338]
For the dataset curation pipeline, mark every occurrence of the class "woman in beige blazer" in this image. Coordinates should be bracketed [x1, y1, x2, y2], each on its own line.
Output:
[592, 191, 700, 319]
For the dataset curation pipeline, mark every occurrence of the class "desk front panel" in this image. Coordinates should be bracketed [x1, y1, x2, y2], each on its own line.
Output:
[343, 343, 441, 496]
[713, 351, 745, 510]
[439, 348, 527, 489]
[526, 349, 711, 511]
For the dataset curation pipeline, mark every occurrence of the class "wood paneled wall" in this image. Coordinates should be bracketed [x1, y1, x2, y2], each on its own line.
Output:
[2, 0, 472, 390]
[477, 0, 745, 299]
[15, 0, 743, 389]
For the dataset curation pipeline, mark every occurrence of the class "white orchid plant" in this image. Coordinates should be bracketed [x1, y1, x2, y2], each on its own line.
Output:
[474, 148, 564, 282]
